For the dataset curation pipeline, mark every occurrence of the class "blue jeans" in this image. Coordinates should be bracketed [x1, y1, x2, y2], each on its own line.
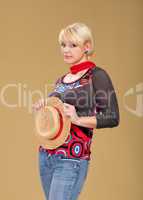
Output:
[39, 150, 90, 200]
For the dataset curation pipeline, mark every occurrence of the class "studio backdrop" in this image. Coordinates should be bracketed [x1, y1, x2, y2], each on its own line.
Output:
[0, 0, 143, 200]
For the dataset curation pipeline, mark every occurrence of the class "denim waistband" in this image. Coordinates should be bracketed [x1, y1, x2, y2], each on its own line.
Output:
[39, 146, 87, 161]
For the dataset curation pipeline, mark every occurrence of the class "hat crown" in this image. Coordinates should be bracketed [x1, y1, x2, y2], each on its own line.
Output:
[34, 96, 71, 149]
[35, 105, 61, 139]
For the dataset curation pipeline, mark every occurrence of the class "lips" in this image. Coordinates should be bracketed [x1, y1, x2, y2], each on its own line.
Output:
[64, 55, 72, 59]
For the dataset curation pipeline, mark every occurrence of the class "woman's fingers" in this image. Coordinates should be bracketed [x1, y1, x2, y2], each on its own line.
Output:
[32, 98, 46, 112]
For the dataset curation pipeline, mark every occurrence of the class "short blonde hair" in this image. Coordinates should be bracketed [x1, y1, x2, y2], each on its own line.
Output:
[58, 22, 95, 57]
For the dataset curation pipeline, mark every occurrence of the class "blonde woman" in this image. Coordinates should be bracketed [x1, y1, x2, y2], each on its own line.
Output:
[33, 22, 120, 200]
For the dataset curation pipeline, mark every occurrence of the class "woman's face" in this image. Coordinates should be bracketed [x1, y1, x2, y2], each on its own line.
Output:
[60, 39, 87, 65]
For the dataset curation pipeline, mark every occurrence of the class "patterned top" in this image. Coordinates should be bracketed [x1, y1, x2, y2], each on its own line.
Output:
[39, 65, 120, 160]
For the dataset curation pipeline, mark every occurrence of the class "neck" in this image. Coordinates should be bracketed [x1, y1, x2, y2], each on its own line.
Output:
[70, 56, 88, 66]
[69, 59, 96, 75]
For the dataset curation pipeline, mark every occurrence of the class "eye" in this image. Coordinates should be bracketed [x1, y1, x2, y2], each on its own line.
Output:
[60, 42, 78, 48]
[61, 42, 66, 47]
[70, 43, 77, 48]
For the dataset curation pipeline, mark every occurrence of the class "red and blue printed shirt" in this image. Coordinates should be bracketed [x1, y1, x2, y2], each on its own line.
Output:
[39, 65, 120, 160]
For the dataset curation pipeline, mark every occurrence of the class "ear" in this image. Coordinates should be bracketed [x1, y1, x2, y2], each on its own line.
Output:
[83, 41, 92, 51]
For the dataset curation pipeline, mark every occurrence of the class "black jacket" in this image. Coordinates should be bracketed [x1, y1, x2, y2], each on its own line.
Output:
[48, 66, 120, 129]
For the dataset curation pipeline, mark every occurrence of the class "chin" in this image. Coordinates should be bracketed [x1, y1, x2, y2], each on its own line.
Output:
[64, 58, 76, 65]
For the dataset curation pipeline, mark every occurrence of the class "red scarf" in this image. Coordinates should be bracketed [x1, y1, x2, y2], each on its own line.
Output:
[70, 61, 96, 74]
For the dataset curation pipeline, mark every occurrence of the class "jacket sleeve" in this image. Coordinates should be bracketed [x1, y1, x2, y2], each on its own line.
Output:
[92, 67, 120, 129]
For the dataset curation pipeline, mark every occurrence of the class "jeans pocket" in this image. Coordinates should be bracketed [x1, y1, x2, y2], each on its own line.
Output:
[56, 158, 81, 174]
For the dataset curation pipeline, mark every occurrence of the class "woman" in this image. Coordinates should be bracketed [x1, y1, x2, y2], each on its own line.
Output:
[33, 22, 120, 200]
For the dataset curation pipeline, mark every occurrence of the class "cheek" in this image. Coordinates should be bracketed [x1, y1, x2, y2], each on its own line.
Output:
[72, 48, 83, 57]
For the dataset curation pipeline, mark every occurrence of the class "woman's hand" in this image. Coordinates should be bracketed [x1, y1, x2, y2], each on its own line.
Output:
[32, 98, 47, 112]
[63, 103, 79, 124]
[63, 103, 97, 128]
[32, 100, 79, 124]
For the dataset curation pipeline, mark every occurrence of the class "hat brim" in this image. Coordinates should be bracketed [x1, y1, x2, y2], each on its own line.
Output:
[34, 97, 71, 149]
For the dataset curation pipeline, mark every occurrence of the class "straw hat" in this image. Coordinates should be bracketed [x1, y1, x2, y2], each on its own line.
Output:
[34, 97, 71, 149]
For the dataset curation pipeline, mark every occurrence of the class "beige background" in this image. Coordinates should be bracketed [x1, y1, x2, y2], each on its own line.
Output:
[0, 0, 143, 199]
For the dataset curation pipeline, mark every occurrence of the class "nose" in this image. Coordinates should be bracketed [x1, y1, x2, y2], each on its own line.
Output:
[63, 46, 70, 53]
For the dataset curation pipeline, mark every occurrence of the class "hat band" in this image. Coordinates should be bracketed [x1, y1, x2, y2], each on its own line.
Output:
[50, 106, 64, 140]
